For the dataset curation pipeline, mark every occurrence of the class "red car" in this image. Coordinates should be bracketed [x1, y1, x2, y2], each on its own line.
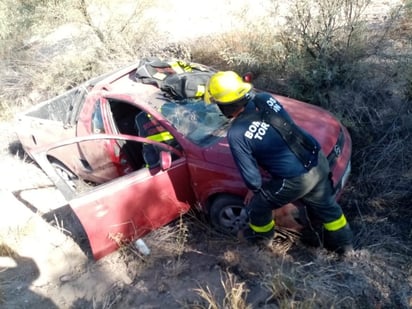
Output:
[16, 59, 351, 260]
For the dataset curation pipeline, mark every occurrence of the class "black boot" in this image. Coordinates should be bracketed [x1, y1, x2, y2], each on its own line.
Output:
[237, 226, 275, 246]
[324, 224, 354, 256]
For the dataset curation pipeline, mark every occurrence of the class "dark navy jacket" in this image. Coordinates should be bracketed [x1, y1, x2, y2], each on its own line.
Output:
[227, 93, 320, 191]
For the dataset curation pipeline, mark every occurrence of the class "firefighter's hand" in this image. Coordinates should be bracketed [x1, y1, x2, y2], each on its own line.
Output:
[244, 190, 254, 205]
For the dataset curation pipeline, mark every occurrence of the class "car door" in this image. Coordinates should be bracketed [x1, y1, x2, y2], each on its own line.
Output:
[32, 134, 195, 260]
[75, 97, 123, 183]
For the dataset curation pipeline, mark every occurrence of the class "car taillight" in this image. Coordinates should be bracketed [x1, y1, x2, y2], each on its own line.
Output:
[333, 160, 351, 197]
[327, 128, 345, 167]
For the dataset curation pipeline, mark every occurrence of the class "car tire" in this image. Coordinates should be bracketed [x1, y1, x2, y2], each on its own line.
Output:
[50, 159, 78, 191]
[208, 194, 249, 236]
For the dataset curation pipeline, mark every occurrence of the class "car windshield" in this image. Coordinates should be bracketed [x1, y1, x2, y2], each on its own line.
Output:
[160, 100, 230, 146]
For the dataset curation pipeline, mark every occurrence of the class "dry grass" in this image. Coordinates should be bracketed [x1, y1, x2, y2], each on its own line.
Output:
[0, 221, 36, 249]
[96, 282, 125, 309]
[0, 243, 17, 259]
[106, 213, 192, 282]
[147, 214, 190, 277]
[193, 272, 252, 309]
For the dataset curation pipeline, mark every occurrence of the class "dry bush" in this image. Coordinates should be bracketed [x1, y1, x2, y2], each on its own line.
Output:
[394, 0, 412, 101]
[273, 0, 373, 104]
[75, 0, 165, 57]
[273, 0, 412, 214]
[0, 0, 169, 118]
[189, 1, 282, 77]
[193, 0, 377, 100]
[191, 29, 280, 78]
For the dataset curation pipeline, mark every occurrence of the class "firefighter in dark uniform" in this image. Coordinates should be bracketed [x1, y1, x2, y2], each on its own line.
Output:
[205, 71, 354, 255]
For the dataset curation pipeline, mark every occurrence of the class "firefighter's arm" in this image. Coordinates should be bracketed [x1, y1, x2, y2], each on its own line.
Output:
[229, 142, 262, 191]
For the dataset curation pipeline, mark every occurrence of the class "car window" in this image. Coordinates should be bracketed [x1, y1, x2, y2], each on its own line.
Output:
[106, 99, 140, 136]
[105, 99, 182, 169]
[41, 134, 184, 199]
[91, 100, 105, 133]
[160, 100, 230, 146]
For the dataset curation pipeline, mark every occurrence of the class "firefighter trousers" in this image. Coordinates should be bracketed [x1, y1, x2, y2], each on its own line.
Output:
[247, 151, 353, 249]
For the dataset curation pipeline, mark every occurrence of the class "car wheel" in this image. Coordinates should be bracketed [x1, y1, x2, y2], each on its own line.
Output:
[50, 160, 78, 191]
[208, 194, 249, 236]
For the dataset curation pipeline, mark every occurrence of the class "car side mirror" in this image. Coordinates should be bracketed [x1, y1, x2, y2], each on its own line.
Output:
[159, 151, 172, 170]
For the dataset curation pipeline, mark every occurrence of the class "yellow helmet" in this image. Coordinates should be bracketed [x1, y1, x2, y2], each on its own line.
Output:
[205, 71, 252, 104]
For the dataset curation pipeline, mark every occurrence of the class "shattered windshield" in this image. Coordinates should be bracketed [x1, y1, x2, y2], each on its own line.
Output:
[160, 100, 230, 146]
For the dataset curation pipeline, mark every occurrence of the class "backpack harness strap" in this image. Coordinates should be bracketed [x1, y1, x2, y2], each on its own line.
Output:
[254, 97, 319, 170]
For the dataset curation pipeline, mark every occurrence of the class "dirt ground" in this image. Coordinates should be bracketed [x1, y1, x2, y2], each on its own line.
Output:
[1, 0, 411, 308]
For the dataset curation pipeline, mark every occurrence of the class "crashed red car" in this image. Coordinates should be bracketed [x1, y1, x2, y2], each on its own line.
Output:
[16, 60, 351, 260]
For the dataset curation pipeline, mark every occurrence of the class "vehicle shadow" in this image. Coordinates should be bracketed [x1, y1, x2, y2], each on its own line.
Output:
[0, 244, 58, 308]
[9, 140, 93, 258]
[41, 204, 94, 259]
[8, 139, 32, 162]
[12, 189, 93, 259]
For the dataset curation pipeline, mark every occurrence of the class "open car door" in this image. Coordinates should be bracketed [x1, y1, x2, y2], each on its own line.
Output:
[32, 134, 195, 260]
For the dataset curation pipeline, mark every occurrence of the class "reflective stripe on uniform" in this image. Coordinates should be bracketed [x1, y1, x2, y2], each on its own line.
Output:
[170, 61, 193, 74]
[249, 220, 275, 233]
[196, 85, 205, 97]
[147, 131, 174, 142]
[323, 214, 347, 231]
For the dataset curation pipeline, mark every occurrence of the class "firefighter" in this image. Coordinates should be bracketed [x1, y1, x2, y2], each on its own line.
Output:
[205, 71, 354, 255]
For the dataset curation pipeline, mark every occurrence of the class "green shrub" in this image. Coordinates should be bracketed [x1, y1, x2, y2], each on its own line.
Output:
[271, 0, 372, 105]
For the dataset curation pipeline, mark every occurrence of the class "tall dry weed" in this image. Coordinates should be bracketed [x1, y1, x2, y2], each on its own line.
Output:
[193, 272, 251, 309]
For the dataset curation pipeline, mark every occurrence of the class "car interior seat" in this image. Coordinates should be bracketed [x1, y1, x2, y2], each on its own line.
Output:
[134, 111, 164, 168]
